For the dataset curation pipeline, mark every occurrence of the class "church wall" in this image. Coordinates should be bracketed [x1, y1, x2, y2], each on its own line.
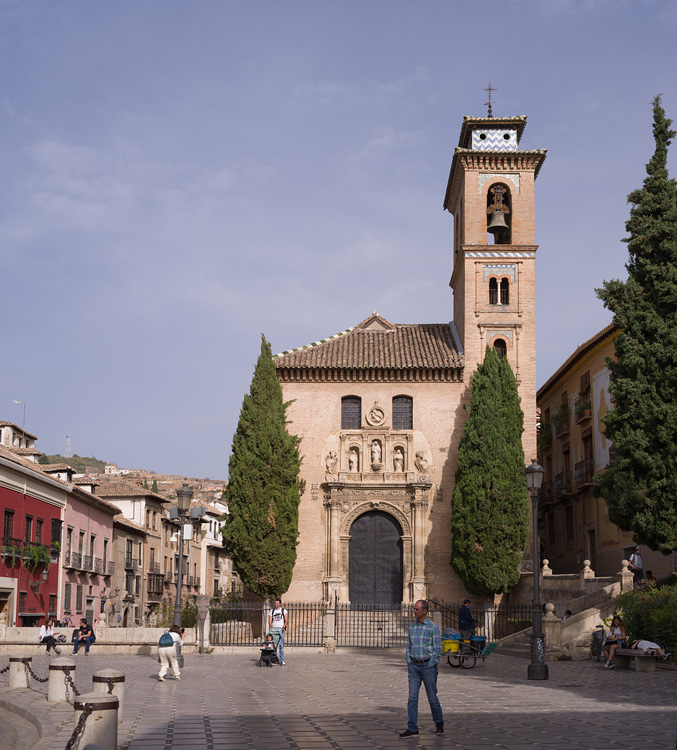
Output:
[280, 378, 473, 603]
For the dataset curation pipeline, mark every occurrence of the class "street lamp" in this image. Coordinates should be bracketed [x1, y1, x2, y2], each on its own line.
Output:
[526, 459, 548, 680]
[173, 483, 193, 667]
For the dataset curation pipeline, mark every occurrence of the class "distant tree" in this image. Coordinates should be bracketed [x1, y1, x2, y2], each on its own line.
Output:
[451, 346, 529, 596]
[151, 479, 159, 493]
[221, 335, 304, 599]
[593, 96, 677, 554]
[143, 479, 149, 489]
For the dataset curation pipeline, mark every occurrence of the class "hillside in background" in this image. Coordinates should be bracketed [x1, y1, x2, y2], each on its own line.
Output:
[39, 453, 107, 474]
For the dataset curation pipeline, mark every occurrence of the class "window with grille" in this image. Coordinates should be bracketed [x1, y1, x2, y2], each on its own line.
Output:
[49, 595, 57, 617]
[565, 506, 574, 542]
[35, 519, 43, 544]
[19, 592, 27, 613]
[24, 515, 33, 542]
[341, 396, 362, 429]
[500, 278, 509, 304]
[392, 396, 413, 429]
[76, 585, 83, 612]
[489, 278, 498, 305]
[3, 509, 14, 539]
[51, 519, 62, 546]
[64, 584, 71, 611]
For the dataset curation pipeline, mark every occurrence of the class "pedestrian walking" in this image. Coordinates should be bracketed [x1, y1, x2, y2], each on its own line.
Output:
[268, 598, 288, 665]
[157, 625, 183, 681]
[400, 600, 444, 739]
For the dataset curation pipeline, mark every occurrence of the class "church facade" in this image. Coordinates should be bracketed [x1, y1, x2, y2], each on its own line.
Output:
[275, 113, 546, 604]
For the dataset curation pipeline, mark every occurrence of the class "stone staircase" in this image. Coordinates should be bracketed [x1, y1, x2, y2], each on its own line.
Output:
[495, 630, 532, 659]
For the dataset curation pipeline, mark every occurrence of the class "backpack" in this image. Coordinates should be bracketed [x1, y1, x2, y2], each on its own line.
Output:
[158, 632, 174, 647]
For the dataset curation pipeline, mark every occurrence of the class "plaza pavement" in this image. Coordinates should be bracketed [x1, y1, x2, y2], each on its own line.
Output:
[0, 650, 676, 750]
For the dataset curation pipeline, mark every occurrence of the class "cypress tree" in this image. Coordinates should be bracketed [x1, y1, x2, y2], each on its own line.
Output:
[593, 96, 677, 554]
[151, 479, 159, 493]
[221, 335, 304, 599]
[451, 346, 529, 596]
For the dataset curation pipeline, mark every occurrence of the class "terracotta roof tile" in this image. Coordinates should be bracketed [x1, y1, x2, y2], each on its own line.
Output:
[96, 479, 171, 503]
[275, 322, 463, 371]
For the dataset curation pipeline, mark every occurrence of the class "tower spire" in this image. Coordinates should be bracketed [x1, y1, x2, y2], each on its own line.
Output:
[483, 82, 496, 118]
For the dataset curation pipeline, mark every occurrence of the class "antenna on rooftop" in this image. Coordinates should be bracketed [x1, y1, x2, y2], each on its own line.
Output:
[65, 434, 73, 458]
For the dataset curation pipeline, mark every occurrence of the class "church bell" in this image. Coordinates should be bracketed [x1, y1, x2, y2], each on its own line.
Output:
[487, 210, 509, 234]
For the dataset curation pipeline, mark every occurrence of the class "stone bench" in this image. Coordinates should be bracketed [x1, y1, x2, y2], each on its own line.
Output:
[613, 647, 656, 672]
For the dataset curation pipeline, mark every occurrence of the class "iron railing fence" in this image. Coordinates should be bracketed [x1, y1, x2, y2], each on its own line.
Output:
[430, 600, 533, 642]
[335, 602, 414, 647]
[209, 600, 326, 647]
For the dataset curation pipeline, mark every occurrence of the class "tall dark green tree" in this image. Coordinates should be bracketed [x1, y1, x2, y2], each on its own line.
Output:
[151, 479, 159, 493]
[451, 346, 529, 596]
[221, 335, 304, 599]
[593, 96, 677, 554]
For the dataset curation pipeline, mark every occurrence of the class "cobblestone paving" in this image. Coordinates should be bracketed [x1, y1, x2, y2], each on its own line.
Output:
[0, 651, 676, 749]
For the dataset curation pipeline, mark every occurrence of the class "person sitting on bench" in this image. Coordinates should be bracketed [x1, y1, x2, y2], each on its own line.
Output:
[72, 618, 95, 655]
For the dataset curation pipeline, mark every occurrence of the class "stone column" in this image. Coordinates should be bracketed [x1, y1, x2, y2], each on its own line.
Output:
[542, 603, 563, 659]
[73, 692, 119, 750]
[324, 486, 344, 598]
[410, 488, 429, 601]
[619, 560, 634, 593]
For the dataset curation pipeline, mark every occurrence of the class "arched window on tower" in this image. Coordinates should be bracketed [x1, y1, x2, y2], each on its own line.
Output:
[489, 278, 498, 305]
[494, 339, 507, 359]
[392, 396, 413, 430]
[341, 396, 362, 429]
[500, 277, 510, 305]
[486, 183, 512, 245]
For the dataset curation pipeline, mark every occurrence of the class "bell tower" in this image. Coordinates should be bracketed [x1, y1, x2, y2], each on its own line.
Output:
[444, 112, 547, 457]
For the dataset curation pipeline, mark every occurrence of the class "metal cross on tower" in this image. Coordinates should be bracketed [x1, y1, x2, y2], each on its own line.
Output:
[483, 82, 496, 118]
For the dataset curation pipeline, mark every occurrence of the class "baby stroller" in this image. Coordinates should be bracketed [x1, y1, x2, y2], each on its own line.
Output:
[258, 630, 281, 667]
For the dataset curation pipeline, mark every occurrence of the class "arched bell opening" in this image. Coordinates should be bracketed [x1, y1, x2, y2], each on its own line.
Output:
[486, 183, 512, 245]
[493, 338, 508, 360]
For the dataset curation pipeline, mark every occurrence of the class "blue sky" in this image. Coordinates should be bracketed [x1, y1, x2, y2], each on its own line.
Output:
[2, 1, 676, 478]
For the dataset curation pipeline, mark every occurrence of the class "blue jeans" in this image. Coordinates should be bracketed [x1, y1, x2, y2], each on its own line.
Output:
[73, 636, 93, 654]
[278, 630, 284, 662]
[407, 662, 443, 732]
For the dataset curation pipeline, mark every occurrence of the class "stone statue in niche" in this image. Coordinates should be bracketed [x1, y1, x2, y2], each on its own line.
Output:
[348, 448, 359, 472]
[414, 451, 428, 473]
[325, 451, 338, 479]
[393, 446, 404, 472]
[370, 439, 382, 468]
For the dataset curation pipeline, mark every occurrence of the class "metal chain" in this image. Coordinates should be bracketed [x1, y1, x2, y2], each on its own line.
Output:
[64, 702, 92, 750]
[0, 664, 10, 675]
[63, 666, 80, 698]
[22, 659, 49, 683]
[106, 677, 115, 694]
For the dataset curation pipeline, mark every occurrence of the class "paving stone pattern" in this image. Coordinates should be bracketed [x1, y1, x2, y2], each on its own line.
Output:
[0, 651, 675, 749]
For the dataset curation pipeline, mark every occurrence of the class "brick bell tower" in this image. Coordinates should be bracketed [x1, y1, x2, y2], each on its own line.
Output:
[443, 112, 547, 460]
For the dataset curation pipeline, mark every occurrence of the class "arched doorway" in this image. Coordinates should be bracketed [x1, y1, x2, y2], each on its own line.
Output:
[349, 511, 403, 606]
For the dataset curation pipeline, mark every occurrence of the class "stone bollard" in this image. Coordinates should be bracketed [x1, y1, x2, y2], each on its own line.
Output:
[92, 669, 125, 724]
[542, 603, 563, 658]
[9, 657, 30, 689]
[73, 692, 118, 750]
[48, 657, 76, 703]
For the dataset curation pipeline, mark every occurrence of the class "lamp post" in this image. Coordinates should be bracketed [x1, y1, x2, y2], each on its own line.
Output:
[526, 459, 548, 680]
[173, 483, 193, 668]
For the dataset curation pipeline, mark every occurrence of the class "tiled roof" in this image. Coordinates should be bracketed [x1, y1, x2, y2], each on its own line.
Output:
[41, 464, 74, 473]
[74, 475, 100, 486]
[275, 318, 463, 372]
[96, 480, 171, 504]
[457, 115, 528, 149]
[538, 323, 617, 399]
[0, 421, 39, 440]
[8, 447, 43, 456]
[113, 516, 147, 535]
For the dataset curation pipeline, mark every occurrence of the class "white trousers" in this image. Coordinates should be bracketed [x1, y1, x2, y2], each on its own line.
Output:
[158, 645, 180, 678]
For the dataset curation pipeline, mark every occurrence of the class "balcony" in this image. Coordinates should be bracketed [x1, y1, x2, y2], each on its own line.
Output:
[539, 480, 554, 505]
[537, 425, 552, 453]
[94, 557, 104, 574]
[1, 537, 24, 566]
[104, 560, 115, 576]
[554, 408, 570, 438]
[82, 555, 93, 571]
[150, 562, 161, 574]
[554, 471, 572, 500]
[574, 459, 594, 489]
[125, 557, 141, 571]
[164, 571, 174, 585]
[147, 573, 164, 600]
[64, 551, 82, 569]
[575, 394, 592, 423]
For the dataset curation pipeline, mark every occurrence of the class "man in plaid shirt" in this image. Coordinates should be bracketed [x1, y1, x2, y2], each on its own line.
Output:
[400, 600, 444, 738]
